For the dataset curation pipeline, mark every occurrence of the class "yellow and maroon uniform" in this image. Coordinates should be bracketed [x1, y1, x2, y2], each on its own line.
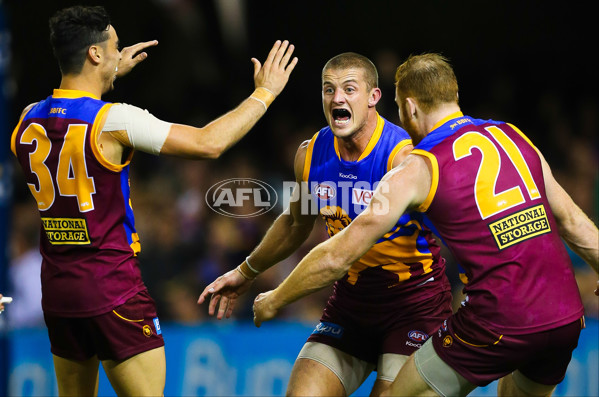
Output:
[12, 89, 162, 360]
[414, 112, 584, 385]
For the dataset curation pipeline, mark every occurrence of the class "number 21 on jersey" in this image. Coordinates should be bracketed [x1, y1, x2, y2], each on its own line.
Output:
[20, 123, 96, 212]
[452, 125, 541, 220]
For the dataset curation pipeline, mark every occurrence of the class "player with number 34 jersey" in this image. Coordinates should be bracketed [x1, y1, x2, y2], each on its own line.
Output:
[11, 90, 144, 317]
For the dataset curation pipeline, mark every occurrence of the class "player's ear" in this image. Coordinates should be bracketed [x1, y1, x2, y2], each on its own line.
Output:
[368, 87, 382, 107]
[406, 97, 417, 118]
[88, 45, 102, 65]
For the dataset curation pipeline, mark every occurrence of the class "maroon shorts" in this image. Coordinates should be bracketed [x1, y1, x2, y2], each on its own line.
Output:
[44, 289, 164, 361]
[432, 308, 584, 386]
[308, 290, 453, 365]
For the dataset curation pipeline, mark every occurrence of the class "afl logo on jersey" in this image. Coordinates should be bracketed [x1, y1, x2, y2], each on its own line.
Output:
[408, 330, 429, 343]
[206, 178, 278, 218]
[313, 183, 336, 200]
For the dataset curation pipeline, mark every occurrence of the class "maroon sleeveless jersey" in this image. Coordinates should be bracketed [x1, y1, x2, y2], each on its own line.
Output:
[413, 112, 583, 334]
[11, 89, 145, 317]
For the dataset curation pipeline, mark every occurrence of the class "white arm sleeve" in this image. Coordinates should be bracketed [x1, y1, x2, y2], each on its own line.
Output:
[103, 103, 172, 155]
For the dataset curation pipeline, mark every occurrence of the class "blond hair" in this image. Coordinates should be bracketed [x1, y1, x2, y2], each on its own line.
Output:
[394, 53, 459, 112]
[323, 52, 378, 90]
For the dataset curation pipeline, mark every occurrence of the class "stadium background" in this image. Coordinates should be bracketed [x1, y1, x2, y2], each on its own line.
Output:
[0, 0, 597, 395]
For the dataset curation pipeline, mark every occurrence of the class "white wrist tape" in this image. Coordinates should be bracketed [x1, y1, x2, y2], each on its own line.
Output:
[249, 87, 275, 110]
[245, 256, 260, 274]
[103, 103, 172, 155]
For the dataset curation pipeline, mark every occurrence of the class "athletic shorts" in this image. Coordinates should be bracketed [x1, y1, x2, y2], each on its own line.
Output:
[307, 290, 453, 365]
[44, 289, 164, 361]
[432, 308, 584, 386]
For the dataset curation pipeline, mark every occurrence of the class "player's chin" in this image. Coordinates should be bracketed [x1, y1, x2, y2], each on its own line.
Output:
[331, 122, 353, 138]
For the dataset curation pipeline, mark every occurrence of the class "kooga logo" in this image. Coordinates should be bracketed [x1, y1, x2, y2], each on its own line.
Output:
[205, 178, 278, 218]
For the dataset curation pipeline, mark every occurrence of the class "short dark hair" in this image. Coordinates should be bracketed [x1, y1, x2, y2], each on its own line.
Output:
[323, 52, 379, 90]
[49, 5, 111, 75]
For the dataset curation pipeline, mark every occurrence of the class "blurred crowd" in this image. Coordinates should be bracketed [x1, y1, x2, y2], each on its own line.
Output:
[4, 0, 598, 329]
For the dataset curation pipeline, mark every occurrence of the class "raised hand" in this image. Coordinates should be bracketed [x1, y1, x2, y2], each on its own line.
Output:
[252, 40, 298, 97]
[116, 40, 159, 78]
[197, 268, 254, 320]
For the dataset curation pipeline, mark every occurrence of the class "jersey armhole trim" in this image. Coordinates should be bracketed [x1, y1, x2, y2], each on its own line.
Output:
[11, 104, 36, 156]
[386, 139, 412, 172]
[91, 103, 133, 172]
[412, 149, 439, 212]
[303, 131, 319, 182]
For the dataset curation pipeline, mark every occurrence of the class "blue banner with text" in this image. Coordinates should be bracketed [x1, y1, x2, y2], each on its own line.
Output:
[8, 319, 598, 396]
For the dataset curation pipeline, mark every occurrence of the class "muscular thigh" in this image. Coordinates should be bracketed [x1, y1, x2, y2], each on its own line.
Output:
[102, 346, 166, 397]
[293, 342, 373, 396]
[376, 353, 409, 382]
[53, 354, 100, 397]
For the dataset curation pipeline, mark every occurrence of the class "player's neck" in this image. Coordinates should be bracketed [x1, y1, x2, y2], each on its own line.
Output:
[423, 103, 462, 134]
[59, 73, 104, 99]
[336, 110, 378, 162]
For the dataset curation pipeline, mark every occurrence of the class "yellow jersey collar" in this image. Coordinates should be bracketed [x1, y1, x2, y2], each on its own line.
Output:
[53, 89, 100, 100]
[334, 113, 385, 162]
[430, 111, 464, 132]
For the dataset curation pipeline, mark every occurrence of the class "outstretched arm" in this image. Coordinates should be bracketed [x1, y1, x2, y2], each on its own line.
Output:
[198, 141, 318, 319]
[160, 40, 298, 159]
[102, 40, 298, 162]
[540, 152, 599, 293]
[252, 154, 433, 326]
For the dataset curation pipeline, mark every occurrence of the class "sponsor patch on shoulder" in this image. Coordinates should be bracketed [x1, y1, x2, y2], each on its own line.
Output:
[312, 321, 344, 339]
